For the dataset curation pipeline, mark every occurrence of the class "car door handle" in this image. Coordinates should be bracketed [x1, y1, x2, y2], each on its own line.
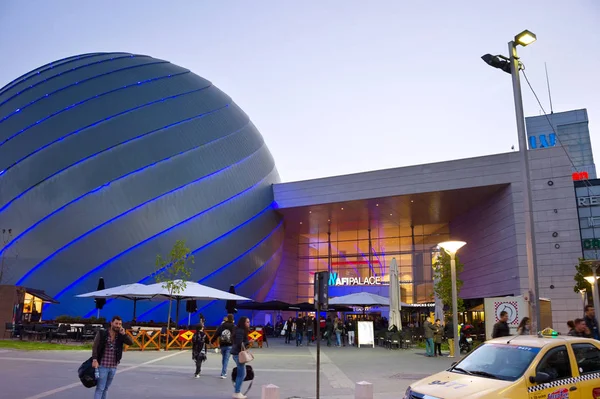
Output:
[569, 386, 577, 392]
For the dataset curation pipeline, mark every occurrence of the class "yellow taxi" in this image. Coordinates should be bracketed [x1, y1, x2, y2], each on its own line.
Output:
[403, 329, 600, 399]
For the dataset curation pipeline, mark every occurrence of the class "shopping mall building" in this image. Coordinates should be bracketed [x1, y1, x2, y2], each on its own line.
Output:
[0, 53, 593, 330]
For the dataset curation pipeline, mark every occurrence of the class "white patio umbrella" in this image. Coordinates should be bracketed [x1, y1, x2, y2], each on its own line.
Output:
[329, 292, 389, 307]
[76, 283, 158, 321]
[388, 258, 402, 331]
[144, 280, 251, 326]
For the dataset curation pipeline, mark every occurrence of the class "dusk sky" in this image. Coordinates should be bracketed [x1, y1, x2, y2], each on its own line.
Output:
[1, 1, 598, 182]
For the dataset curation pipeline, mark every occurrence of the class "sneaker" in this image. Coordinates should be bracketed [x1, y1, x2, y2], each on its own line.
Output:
[232, 393, 247, 399]
[220, 375, 227, 379]
[194, 374, 200, 379]
[448, 355, 455, 358]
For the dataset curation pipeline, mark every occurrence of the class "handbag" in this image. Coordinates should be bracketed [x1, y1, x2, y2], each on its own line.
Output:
[238, 343, 254, 364]
[77, 357, 97, 389]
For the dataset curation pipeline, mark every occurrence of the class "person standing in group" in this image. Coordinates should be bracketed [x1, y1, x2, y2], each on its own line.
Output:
[516, 317, 531, 335]
[569, 318, 592, 338]
[286, 317, 295, 344]
[492, 311, 511, 338]
[295, 316, 305, 346]
[346, 318, 355, 346]
[230, 316, 253, 399]
[444, 318, 454, 358]
[433, 319, 443, 357]
[584, 305, 599, 340]
[423, 317, 436, 357]
[211, 314, 235, 379]
[334, 317, 343, 347]
[91, 315, 133, 399]
[306, 316, 314, 345]
[191, 323, 209, 378]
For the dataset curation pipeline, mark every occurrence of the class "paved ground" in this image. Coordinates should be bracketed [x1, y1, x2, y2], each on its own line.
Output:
[0, 340, 459, 399]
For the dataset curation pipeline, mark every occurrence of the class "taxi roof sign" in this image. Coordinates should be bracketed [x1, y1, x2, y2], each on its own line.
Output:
[539, 328, 559, 337]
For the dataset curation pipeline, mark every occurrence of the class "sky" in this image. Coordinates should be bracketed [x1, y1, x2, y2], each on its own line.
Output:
[1, 1, 598, 183]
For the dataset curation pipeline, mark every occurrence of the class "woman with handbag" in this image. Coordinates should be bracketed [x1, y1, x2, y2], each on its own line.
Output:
[191, 323, 210, 378]
[230, 317, 254, 399]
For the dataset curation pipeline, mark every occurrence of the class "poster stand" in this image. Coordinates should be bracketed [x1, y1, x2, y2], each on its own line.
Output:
[357, 321, 375, 348]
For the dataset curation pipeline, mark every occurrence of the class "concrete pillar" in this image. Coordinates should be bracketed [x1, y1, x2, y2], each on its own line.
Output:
[261, 384, 280, 399]
[355, 381, 373, 399]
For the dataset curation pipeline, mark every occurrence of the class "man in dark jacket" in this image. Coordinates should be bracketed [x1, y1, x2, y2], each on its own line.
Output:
[492, 311, 511, 338]
[584, 305, 599, 340]
[423, 317, 436, 357]
[444, 319, 455, 358]
[211, 314, 235, 379]
[295, 316, 305, 346]
[92, 315, 133, 399]
[568, 318, 592, 338]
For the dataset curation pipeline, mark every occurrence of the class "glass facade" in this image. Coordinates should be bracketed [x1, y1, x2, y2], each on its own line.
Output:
[296, 222, 450, 303]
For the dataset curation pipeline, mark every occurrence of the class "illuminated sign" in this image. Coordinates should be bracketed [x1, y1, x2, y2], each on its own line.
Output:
[583, 239, 600, 250]
[528, 133, 556, 149]
[578, 196, 600, 207]
[573, 171, 589, 181]
[329, 272, 383, 286]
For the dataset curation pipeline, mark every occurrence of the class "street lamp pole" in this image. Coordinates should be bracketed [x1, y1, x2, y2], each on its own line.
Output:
[585, 265, 600, 317]
[508, 39, 542, 334]
[438, 241, 466, 359]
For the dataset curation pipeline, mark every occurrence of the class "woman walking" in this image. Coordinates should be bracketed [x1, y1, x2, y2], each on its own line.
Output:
[517, 317, 531, 335]
[191, 323, 209, 378]
[231, 316, 252, 399]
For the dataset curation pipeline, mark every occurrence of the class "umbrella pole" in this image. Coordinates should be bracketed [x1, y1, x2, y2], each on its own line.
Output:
[133, 299, 137, 322]
[175, 298, 181, 328]
[188, 313, 191, 327]
[97, 309, 100, 319]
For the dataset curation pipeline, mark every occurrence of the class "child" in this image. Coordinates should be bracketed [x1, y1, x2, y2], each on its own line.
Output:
[192, 323, 210, 378]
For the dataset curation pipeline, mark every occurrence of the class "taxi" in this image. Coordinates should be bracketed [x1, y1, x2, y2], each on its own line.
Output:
[404, 329, 600, 399]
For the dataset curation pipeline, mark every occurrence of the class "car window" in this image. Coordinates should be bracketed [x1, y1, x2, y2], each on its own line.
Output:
[451, 344, 539, 381]
[535, 346, 572, 382]
[572, 343, 600, 374]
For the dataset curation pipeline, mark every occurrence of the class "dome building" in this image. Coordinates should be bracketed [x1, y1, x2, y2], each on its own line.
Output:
[0, 52, 283, 323]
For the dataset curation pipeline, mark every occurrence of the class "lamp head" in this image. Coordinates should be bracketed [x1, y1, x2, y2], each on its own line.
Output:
[481, 54, 511, 74]
[438, 241, 467, 255]
[584, 275, 599, 284]
[515, 30, 537, 47]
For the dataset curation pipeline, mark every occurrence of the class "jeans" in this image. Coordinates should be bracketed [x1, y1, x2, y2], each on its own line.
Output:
[95, 366, 117, 399]
[335, 331, 341, 346]
[448, 338, 455, 357]
[425, 338, 434, 356]
[435, 343, 442, 356]
[220, 346, 231, 376]
[348, 331, 355, 345]
[307, 330, 313, 345]
[232, 355, 245, 394]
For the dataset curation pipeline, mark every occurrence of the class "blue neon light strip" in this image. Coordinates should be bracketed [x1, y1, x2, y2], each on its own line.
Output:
[355, 245, 376, 275]
[0, 53, 110, 97]
[0, 60, 172, 137]
[0, 86, 213, 210]
[0, 119, 252, 257]
[136, 220, 284, 320]
[82, 202, 276, 318]
[180, 242, 284, 324]
[52, 176, 275, 312]
[372, 247, 384, 275]
[16, 112, 263, 287]
[0, 54, 146, 109]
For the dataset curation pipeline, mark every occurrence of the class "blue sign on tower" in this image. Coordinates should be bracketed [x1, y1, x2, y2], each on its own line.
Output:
[529, 133, 557, 149]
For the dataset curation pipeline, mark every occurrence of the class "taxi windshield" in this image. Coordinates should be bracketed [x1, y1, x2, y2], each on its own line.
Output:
[450, 344, 540, 381]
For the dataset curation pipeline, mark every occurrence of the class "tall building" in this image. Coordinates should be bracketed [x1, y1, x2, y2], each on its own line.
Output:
[526, 109, 595, 178]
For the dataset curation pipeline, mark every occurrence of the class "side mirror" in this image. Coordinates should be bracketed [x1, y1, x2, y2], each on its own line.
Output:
[529, 372, 551, 384]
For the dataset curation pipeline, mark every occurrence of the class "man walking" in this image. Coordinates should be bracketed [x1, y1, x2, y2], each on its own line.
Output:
[423, 317, 436, 357]
[92, 315, 133, 399]
[492, 311, 511, 338]
[211, 314, 235, 378]
[444, 318, 454, 358]
[584, 305, 599, 340]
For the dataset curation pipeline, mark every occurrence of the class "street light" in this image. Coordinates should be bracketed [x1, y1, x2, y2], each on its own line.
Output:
[585, 269, 600, 315]
[438, 240, 466, 358]
[481, 29, 542, 334]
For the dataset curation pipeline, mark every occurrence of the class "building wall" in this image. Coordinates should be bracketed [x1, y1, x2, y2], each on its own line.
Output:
[449, 185, 520, 299]
[0, 53, 283, 326]
[264, 227, 299, 303]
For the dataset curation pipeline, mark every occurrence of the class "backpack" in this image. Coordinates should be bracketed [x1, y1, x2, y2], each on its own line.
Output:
[220, 328, 232, 344]
[78, 357, 97, 388]
[232, 364, 254, 395]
